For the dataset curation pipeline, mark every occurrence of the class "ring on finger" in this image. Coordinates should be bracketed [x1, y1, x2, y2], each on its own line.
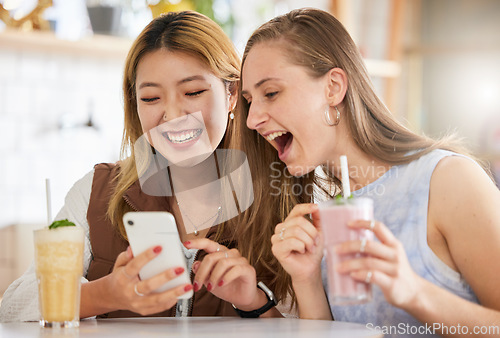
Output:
[365, 271, 373, 284]
[369, 219, 375, 230]
[134, 283, 145, 297]
[360, 238, 367, 253]
[279, 227, 286, 241]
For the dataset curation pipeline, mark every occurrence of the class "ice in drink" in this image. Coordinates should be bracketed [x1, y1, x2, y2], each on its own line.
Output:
[34, 226, 84, 328]
[318, 197, 373, 305]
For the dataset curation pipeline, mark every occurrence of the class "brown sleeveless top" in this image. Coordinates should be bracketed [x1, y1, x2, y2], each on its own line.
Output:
[86, 163, 238, 318]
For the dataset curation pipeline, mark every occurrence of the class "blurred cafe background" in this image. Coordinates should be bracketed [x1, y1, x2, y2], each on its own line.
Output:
[1, 0, 499, 302]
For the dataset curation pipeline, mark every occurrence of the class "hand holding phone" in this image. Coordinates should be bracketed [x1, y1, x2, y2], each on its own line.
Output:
[123, 211, 193, 299]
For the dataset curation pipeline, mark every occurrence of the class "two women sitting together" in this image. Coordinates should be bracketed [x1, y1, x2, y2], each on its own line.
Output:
[1, 8, 499, 337]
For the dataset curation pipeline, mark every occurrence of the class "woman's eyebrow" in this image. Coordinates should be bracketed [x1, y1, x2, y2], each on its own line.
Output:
[138, 75, 207, 90]
[138, 82, 160, 89]
[177, 75, 206, 85]
[242, 77, 279, 96]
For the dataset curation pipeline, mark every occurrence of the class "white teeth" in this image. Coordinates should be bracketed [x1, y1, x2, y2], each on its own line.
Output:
[266, 131, 287, 142]
[166, 129, 202, 144]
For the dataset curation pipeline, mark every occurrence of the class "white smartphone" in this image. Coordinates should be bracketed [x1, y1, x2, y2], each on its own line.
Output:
[123, 211, 193, 299]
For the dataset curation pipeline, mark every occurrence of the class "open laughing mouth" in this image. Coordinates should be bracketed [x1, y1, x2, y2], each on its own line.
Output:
[163, 129, 203, 144]
[266, 131, 293, 159]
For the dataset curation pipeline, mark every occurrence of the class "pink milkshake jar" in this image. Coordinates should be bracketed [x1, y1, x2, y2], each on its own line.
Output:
[318, 197, 374, 305]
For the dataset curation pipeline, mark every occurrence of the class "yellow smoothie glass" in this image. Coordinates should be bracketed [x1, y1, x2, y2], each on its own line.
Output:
[34, 225, 84, 328]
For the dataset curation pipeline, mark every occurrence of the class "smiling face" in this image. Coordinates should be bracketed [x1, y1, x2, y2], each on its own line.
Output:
[242, 43, 340, 176]
[135, 49, 233, 166]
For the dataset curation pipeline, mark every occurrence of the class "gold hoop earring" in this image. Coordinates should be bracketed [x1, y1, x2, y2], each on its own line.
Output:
[325, 106, 340, 126]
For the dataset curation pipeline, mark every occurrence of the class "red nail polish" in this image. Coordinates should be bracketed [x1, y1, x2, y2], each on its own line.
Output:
[174, 267, 184, 275]
[218, 280, 224, 287]
[153, 246, 162, 254]
[193, 282, 199, 292]
[184, 284, 193, 292]
[206, 283, 213, 291]
[183, 241, 191, 246]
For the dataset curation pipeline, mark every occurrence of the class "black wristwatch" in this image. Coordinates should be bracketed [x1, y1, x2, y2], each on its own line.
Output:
[233, 281, 277, 318]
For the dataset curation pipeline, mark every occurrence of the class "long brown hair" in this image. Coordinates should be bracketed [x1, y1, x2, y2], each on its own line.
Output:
[237, 7, 480, 306]
[108, 11, 241, 239]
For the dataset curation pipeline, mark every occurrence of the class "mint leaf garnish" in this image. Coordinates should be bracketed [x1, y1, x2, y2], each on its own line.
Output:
[334, 194, 354, 205]
[48, 219, 76, 229]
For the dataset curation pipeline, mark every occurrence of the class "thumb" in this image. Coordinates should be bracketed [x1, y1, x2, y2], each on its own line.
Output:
[114, 246, 133, 269]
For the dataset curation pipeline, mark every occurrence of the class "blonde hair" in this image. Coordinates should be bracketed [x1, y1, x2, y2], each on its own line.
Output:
[108, 11, 241, 239]
[237, 7, 480, 306]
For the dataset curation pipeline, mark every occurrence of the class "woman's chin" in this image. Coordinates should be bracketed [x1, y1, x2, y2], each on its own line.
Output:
[285, 164, 315, 177]
[157, 148, 214, 168]
[173, 152, 213, 168]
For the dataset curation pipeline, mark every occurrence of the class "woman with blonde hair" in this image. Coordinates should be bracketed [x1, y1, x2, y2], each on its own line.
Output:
[1, 11, 280, 321]
[238, 7, 500, 336]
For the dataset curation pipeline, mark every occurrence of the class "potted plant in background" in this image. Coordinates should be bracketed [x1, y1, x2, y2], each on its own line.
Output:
[86, 0, 123, 36]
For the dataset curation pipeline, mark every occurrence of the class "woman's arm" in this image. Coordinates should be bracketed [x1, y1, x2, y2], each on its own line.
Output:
[185, 238, 283, 318]
[341, 156, 500, 337]
[80, 246, 192, 318]
[291, 271, 332, 320]
[412, 155, 500, 335]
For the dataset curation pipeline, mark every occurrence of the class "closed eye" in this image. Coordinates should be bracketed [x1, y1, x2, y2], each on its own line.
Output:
[186, 89, 207, 97]
[141, 97, 159, 103]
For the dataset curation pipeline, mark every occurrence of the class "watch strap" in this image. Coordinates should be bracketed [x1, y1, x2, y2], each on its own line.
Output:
[232, 281, 277, 318]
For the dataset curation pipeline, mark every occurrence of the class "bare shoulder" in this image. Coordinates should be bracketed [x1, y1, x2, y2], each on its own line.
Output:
[430, 155, 498, 207]
[429, 155, 500, 308]
[429, 154, 500, 240]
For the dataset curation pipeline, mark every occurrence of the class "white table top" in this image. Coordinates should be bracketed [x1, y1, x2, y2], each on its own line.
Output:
[0, 317, 383, 337]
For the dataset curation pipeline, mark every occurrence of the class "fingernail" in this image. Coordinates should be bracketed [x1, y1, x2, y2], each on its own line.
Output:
[175, 267, 184, 275]
[193, 281, 199, 292]
[184, 284, 193, 292]
[183, 241, 191, 247]
[218, 280, 224, 287]
[206, 282, 213, 291]
[153, 246, 162, 254]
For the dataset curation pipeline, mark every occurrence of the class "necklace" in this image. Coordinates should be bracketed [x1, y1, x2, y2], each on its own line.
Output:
[176, 200, 222, 236]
